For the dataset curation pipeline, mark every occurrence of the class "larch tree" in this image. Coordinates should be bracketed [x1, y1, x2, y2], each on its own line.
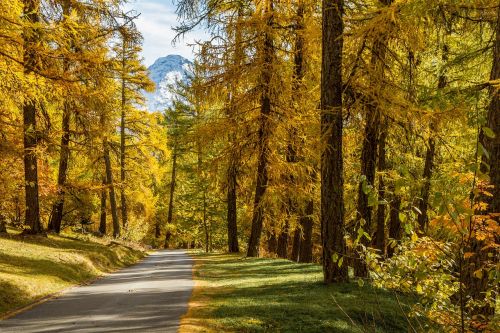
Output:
[320, 0, 348, 283]
[21, 0, 43, 234]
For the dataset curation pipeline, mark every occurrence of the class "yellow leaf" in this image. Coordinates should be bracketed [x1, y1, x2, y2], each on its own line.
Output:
[463, 252, 475, 259]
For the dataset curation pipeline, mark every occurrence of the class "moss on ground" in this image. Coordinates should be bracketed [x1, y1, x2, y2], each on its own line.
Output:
[0, 227, 146, 316]
[181, 252, 437, 333]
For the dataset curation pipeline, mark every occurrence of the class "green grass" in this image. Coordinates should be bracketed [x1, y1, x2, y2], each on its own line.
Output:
[0, 227, 146, 317]
[181, 253, 436, 333]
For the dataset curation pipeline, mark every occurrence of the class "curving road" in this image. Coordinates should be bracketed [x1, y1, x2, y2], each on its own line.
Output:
[0, 250, 193, 333]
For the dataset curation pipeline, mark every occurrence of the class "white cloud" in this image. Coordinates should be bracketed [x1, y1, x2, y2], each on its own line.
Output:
[124, 0, 208, 66]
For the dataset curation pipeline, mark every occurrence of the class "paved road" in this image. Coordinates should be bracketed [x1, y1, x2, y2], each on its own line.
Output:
[0, 250, 194, 332]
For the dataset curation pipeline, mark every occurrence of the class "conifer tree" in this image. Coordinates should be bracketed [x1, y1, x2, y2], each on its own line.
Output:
[320, 0, 348, 283]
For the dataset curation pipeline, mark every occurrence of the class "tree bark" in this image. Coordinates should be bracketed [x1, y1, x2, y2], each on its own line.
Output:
[417, 41, 448, 232]
[246, 0, 274, 257]
[103, 138, 120, 238]
[226, 155, 239, 252]
[298, 198, 314, 263]
[277, 220, 289, 258]
[165, 146, 177, 248]
[99, 177, 107, 235]
[0, 213, 7, 233]
[290, 227, 301, 261]
[373, 118, 388, 254]
[225, 5, 243, 254]
[387, 190, 402, 258]
[48, 103, 71, 234]
[417, 132, 436, 232]
[464, 5, 500, 322]
[120, 39, 128, 232]
[354, 0, 393, 278]
[22, 0, 43, 234]
[48, 1, 72, 234]
[267, 231, 278, 254]
[287, 0, 306, 263]
[320, 0, 348, 283]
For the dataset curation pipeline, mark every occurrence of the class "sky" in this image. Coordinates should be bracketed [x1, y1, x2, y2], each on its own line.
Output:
[123, 0, 207, 66]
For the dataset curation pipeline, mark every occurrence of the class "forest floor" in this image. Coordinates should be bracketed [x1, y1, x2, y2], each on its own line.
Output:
[180, 252, 432, 333]
[0, 227, 146, 318]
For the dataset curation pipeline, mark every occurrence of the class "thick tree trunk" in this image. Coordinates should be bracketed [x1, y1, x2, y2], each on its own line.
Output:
[104, 138, 120, 238]
[48, 103, 71, 234]
[246, 0, 274, 257]
[99, 177, 107, 235]
[320, 0, 348, 283]
[226, 154, 239, 252]
[22, 0, 42, 234]
[165, 147, 177, 248]
[464, 6, 500, 323]
[373, 118, 388, 254]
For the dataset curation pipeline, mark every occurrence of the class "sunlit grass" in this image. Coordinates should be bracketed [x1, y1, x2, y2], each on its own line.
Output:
[0, 227, 146, 316]
[181, 252, 437, 333]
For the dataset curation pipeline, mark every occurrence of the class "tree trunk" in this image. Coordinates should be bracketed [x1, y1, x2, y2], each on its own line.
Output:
[287, 0, 306, 263]
[48, 103, 71, 234]
[417, 132, 436, 232]
[267, 231, 278, 254]
[277, 220, 289, 258]
[22, 0, 42, 234]
[354, 43, 391, 277]
[99, 177, 107, 235]
[373, 118, 388, 254]
[0, 213, 7, 233]
[48, 1, 72, 234]
[387, 190, 402, 258]
[464, 5, 500, 323]
[320, 0, 348, 283]
[165, 147, 177, 248]
[120, 42, 128, 232]
[417, 41, 448, 232]
[290, 227, 301, 261]
[225, 5, 243, 254]
[203, 192, 209, 253]
[104, 138, 120, 238]
[298, 198, 314, 263]
[246, 0, 274, 257]
[226, 154, 239, 252]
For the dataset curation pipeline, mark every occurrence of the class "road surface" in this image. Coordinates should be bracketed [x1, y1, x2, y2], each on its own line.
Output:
[0, 250, 194, 332]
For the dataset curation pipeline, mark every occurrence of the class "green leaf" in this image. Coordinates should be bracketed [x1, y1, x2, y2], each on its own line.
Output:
[482, 127, 496, 139]
[478, 142, 490, 159]
[399, 212, 406, 222]
[338, 256, 344, 268]
[332, 253, 338, 263]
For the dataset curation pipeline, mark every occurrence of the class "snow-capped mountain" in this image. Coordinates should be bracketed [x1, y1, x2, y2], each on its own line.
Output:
[144, 55, 193, 112]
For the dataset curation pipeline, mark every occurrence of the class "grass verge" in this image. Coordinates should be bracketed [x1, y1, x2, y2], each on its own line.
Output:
[180, 252, 436, 333]
[0, 227, 146, 317]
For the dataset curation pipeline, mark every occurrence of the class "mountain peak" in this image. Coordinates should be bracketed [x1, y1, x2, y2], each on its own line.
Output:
[145, 55, 193, 112]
